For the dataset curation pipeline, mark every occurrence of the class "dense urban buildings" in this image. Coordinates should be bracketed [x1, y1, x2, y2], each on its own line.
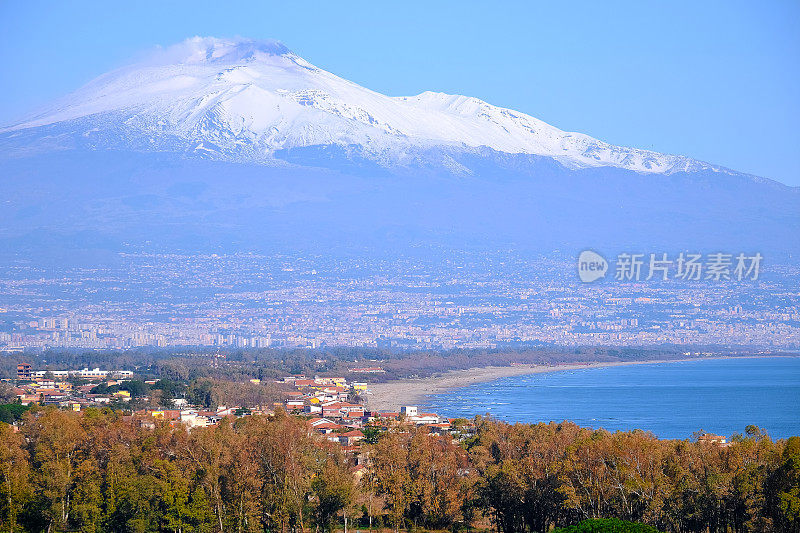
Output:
[1, 252, 797, 351]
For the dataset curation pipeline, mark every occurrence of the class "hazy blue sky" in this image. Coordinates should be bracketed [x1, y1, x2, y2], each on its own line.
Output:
[1, 1, 798, 185]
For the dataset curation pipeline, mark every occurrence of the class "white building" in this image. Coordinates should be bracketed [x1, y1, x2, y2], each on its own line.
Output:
[32, 368, 134, 380]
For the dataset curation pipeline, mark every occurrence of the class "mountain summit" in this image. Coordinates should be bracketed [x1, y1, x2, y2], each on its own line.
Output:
[1, 37, 797, 257]
[7, 36, 713, 174]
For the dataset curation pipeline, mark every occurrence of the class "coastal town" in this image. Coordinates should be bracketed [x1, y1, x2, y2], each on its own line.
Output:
[3, 363, 473, 461]
[4, 360, 738, 456]
[6, 360, 790, 533]
[10, 359, 784, 533]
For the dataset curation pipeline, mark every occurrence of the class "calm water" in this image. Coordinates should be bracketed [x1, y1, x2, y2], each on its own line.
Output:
[423, 357, 800, 439]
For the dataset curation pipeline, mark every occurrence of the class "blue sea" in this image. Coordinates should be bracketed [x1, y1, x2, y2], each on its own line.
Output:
[422, 357, 800, 439]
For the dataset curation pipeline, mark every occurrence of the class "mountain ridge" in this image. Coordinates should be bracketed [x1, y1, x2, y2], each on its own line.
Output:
[2, 36, 732, 177]
[1, 36, 797, 258]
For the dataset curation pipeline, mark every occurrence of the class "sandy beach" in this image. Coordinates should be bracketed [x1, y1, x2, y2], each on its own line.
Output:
[364, 359, 707, 412]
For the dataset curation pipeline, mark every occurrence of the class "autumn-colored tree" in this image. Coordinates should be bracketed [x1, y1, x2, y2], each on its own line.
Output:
[0, 423, 31, 532]
[186, 417, 238, 532]
[246, 410, 322, 533]
[369, 426, 472, 531]
[2, 406, 796, 533]
[369, 430, 411, 532]
[469, 420, 583, 532]
[727, 427, 781, 531]
[22, 408, 88, 532]
[406, 427, 468, 529]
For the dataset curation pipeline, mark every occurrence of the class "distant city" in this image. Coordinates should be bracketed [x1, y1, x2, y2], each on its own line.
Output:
[0, 251, 796, 352]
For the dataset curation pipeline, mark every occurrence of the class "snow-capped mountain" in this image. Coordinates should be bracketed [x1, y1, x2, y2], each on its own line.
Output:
[1, 37, 798, 258]
[5, 36, 712, 174]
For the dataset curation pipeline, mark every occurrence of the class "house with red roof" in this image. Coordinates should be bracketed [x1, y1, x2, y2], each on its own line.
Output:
[338, 430, 364, 446]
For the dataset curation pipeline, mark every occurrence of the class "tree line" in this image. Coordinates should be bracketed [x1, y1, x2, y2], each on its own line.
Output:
[0, 408, 798, 532]
[3, 346, 748, 384]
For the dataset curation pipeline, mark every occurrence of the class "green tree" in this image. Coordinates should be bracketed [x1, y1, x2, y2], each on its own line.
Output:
[0, 404, 28, 424]
[119, 380, 149, 398]
[361, 426, 383, 445]
[552, 517, 662, 532]
[770, 436, 800, 531]
[312, 453, 353, 532]
[188, 380, 215, 409]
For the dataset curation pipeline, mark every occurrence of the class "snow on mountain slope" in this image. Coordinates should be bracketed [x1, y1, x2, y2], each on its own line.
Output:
[5, 36, 714, 174]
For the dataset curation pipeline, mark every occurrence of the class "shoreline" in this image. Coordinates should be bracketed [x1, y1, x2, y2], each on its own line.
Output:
[364, 355, 790, 413]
